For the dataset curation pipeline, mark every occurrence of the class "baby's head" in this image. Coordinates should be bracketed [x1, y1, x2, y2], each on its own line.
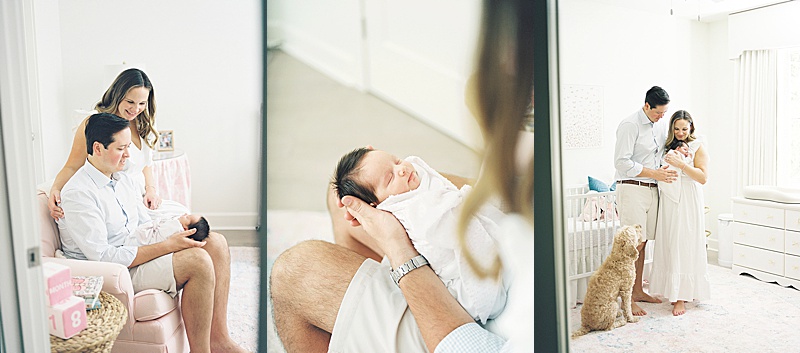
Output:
[332, 147, 421, 206]
[669, 140, 689, 157]
[178, 214, 210, 241]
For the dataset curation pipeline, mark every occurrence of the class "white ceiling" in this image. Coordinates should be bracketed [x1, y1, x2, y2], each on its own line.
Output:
[592, 0, 793, 22]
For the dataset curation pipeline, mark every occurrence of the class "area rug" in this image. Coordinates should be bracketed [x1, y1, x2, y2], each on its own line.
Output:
[569, 264, 800, 352]
[228, 246, 260, 352]
[263, 209, 800, 352]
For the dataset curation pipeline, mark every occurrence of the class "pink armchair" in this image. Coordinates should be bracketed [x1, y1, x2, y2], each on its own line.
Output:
[37, 188, 189, 353]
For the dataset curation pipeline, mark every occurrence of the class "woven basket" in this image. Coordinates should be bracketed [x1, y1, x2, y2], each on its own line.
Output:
[50, 292, 128, 353]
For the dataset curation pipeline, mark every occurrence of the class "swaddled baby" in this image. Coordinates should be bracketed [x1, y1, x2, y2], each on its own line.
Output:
[125, 213, 210, 246]
[658, 140, 692, 203]
[331, 147, 508, 324]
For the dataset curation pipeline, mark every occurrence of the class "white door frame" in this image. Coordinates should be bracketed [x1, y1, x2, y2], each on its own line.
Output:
[0, 0, 51, 351]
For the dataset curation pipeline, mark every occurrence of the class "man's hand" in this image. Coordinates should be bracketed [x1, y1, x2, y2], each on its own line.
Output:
[341, 196, 418, 268]
[166, 228, 205, 252]
[653, 165, 678, 183]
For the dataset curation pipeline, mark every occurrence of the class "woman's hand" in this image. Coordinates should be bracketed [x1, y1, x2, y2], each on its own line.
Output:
[143, 187, 162, 210]
[664, 151, 687, 170]
[341, 195, 418, 268]
[48, 189, 64, 220]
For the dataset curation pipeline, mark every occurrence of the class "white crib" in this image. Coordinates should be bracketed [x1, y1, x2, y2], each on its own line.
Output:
[563, 184, 654, 308]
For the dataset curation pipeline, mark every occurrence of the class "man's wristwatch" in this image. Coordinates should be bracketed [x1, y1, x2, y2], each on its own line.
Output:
[390, 255, 429, 286]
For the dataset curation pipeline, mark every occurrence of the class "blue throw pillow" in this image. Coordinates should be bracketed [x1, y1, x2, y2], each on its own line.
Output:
[588, 176, 615, 192]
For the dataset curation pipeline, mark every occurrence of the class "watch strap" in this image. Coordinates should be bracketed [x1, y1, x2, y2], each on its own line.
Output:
[390, 254, 429, 286]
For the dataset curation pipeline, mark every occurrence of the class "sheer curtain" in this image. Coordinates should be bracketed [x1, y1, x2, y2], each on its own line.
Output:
[734, 49, 778, 195]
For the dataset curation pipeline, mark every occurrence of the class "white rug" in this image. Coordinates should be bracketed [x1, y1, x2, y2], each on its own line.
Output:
[228, 246, 260, 352]
[263, 210, 800, 352]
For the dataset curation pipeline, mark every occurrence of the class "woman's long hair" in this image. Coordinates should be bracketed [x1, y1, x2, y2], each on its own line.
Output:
[664, 110, 696, 151]
[95, 68, 159, 148]
[457, 0, 535, 279]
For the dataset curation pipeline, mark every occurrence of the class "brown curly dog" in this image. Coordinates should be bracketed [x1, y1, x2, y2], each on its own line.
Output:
[571, 225, 643, 338]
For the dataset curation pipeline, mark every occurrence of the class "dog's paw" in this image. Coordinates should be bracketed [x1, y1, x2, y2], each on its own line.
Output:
[628, 316, 639, 323]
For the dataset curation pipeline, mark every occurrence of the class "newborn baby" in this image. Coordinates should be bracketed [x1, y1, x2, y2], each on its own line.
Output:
[659, 141, 692, 203]
[332, 147, 507, 324]
[126, 214, 210, 246]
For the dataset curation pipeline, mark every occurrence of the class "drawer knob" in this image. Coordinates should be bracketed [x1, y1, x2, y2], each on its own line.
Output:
[766, 215, 773, 220]
[742, 211, 748, 216]
[739, 232, 745, 236]
[793, 242, 799, 247]
[795, 266, 799, 271]
[769, 237, 776, 242]
[769, 260, 775, 265]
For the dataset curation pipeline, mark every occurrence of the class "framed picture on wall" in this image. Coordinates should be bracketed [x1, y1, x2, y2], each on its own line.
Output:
[158, 130, 174, 151]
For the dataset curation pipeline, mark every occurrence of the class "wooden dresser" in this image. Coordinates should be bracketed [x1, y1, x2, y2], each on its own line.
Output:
[731, 197, 800, 288]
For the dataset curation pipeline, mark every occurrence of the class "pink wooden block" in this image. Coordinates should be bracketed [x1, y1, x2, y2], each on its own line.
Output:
[43, 262, 72, 306]
[47, 296, 87, 339]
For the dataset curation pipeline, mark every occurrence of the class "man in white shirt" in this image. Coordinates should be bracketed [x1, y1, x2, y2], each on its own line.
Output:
[614, 86, 678, 316]
[58, 113, 247, 353]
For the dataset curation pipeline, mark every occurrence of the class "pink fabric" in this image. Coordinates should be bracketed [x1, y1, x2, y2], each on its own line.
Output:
[133, 289, 178, 322]
[151, 152, 192, 210]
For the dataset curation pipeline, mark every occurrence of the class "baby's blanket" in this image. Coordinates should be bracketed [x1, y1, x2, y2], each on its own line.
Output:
[377, 156, 507, 324]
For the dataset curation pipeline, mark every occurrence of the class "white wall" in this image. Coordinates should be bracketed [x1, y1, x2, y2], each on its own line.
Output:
[558, 0, 707, 186]
[41, 0, 262, 229]
[559, 0, 735, 249]
[266, 0, 483, 149]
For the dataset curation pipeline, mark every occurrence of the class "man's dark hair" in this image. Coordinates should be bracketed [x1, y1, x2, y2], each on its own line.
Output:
[188, 217, 210, 241]
[85, 113, 130, 155]
[645, 86, 670, 108]
[332, 147, 380, 206]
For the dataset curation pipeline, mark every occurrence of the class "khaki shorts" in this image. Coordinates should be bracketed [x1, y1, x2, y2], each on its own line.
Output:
[616, 183, 659, 240]
[129, 253, 178, 298]
[329, 259, 428, 353]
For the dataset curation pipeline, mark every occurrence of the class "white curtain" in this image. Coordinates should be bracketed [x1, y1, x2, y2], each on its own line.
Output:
[734, 50, 778, 196]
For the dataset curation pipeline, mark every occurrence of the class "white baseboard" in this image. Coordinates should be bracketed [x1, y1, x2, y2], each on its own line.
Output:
[202, 212, 258, 230]
[280, 25, 364, 91]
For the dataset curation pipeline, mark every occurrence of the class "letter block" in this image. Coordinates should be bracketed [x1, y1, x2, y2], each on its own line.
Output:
[47, 295, 87, 339]
[43, 262, 72, 306]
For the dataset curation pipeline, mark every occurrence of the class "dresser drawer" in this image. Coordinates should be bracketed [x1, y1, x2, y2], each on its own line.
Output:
[786, 254, 800, 281]
[732, 222, 784, 252]
[733, 244, 784, 276]
[786, 230, 800, 257]
[733, 202, 784, 228]
[787, 210, 800, 232]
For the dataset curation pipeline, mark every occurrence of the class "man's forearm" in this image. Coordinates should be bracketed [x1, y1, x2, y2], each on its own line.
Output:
[399, 266, 475, 352]
[129, 242, 175, 268]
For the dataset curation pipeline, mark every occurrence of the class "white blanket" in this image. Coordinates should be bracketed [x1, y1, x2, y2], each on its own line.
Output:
[377, 156, 508, 324]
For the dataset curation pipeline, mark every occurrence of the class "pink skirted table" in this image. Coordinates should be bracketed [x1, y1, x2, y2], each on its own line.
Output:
[152, 149, 192, 210]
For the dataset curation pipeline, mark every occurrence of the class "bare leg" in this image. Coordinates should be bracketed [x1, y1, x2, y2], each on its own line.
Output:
[672, 300, 686, 316]
[200, 232, 248, 353]
[173, 248, 216, 353]
[620, 290, 639, 323]
[270, 240, 366, 352]
[327, 185, 383, 261]
[631, 241, 661, 316]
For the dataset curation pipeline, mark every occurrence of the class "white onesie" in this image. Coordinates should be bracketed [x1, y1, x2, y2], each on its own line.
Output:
[125, 217, 183, 246]
[377, 156, 508, 324]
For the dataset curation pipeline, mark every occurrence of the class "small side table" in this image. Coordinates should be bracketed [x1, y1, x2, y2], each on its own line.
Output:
[50, 292, 127, 353]
[152, 149, 192, 210]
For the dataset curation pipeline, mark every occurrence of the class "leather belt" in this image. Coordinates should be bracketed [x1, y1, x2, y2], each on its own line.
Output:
[617, 180, 657, 188]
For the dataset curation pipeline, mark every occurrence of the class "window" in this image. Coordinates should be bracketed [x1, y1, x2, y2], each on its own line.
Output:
[776, 47, 800, 188]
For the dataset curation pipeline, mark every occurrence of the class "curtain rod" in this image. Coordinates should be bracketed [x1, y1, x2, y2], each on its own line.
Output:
[730, 0, 795, 15]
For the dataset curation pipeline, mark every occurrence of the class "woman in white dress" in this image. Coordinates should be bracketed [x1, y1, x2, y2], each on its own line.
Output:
[650, 110, 711, 316]
[48, 68, 188, 220]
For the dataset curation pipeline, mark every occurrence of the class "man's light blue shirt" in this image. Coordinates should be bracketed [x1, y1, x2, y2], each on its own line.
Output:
[58, 160, 150, 267]
[614, 109, 667, 182]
